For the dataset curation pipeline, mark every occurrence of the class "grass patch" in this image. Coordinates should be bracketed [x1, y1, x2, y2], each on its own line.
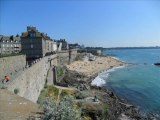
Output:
[37, 86, 59, 105]
[61, 89, 76, 98]
[75, 91, 92, 99]
[56, 66, 65, 80]
[83, 115, 92, 120]
[103, 104, 109, 120]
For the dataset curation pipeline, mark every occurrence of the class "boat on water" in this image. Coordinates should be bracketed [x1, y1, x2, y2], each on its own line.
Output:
[154, 63, 160, 66]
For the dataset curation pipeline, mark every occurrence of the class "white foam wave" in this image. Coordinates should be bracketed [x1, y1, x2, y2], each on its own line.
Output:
[112, 56, 120, 60]
[99, 66, 125, 75]
[91, 66, 125, 87]
[111, 56, 126, 63]
[91, 76, 106, 87]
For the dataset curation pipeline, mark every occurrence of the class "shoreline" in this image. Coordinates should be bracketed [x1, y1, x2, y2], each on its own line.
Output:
[64, 55, 156, 119]
[91, 65, 126, 87]
[66, 56, 126, 77]
[89, 57, 158, 119]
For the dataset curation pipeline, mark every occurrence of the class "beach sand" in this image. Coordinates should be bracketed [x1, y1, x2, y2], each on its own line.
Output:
[66, 56, 125, 77]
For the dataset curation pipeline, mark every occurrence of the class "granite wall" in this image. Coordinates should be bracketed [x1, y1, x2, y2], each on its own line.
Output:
[3, 50, 77, 103]
[57, 49, 77, 66]
[0, 55, 26, 82]
[5, 54, 57, 103]
[70, 49, 78, 63]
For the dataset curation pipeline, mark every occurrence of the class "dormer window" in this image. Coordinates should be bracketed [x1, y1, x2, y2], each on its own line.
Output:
[29, 32, 36, 37]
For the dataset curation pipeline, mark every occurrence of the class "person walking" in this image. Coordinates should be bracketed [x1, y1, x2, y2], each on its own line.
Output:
[3, 76, 10, 83]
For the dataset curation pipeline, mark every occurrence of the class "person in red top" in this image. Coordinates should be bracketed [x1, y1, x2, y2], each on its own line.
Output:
[5, 76, 10, 82]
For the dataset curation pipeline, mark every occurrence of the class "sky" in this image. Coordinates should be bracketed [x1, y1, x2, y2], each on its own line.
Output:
[0, 0, 160, 48]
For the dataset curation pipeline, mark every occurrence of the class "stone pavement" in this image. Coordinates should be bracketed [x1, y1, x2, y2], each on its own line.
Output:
[0, 89, 42, 120]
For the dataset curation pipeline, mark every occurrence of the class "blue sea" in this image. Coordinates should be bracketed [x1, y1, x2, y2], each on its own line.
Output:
[102, 48, 160, 116]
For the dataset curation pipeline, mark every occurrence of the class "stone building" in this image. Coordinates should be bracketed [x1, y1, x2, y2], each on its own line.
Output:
[21, 26, 57, 59]
[56, 39, 69, 51]
[0, 35, 21, 54]
[69, 43, 80, 49]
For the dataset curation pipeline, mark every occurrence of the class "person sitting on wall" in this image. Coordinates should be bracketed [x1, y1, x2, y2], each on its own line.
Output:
[3, 76, 10, 83]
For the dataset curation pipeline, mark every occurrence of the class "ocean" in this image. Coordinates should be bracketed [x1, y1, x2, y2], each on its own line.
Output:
[101, 48, 160, 116]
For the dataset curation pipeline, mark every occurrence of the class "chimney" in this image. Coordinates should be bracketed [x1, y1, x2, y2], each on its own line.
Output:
[27, 26, 37, 31]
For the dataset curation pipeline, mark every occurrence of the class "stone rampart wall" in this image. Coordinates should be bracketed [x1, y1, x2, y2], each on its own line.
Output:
[0, 55, 26, 82]
[57, 49, 77, 66]
[70, 49, 78, 63]
[5, 54, 57, 103]
[2, 51, 77, 103]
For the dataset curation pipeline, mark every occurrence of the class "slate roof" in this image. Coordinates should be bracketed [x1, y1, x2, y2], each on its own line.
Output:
[21, 27, 52, 41]
[0, 36, 21, 42]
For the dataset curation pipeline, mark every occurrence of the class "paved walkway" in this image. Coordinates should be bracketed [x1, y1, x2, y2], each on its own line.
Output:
[0, 89, 42, 120]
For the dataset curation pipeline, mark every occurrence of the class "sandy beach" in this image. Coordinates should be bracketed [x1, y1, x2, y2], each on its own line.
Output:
[66, 56, 125, 77]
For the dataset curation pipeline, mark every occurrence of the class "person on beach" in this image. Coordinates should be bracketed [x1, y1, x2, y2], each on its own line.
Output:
[94, 95, 97, 102]
[3, 76, 10, 83]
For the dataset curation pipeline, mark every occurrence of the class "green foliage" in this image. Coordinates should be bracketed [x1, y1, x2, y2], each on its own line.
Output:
[61, 89, 77, 98]
[61, 90, 69, 97]
[75, 91, 91, 99]
[82, 115, 92, 120]
[37, 86, 59, 105]
[43, 96, 81, 120]
[47, 86, 59, 97]
[14, 88, 19, 94]
[56, 67, 64, 79]
[103, 104, 109, 120]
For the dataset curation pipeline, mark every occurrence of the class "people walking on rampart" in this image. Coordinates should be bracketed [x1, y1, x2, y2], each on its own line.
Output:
[2, 76, 10, 83]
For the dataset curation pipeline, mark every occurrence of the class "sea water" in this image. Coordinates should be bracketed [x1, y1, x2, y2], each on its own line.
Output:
[101, 48, 160, 115]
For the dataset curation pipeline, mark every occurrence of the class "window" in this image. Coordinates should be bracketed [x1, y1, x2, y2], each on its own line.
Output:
[31, 44, 33, 48]
[30, 33, 36, 37]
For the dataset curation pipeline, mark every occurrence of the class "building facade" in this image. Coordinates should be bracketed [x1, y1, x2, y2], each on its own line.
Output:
[0, 35, 21, 54]
[56, 39, 69, 51]
[21, 26, 57, 59]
